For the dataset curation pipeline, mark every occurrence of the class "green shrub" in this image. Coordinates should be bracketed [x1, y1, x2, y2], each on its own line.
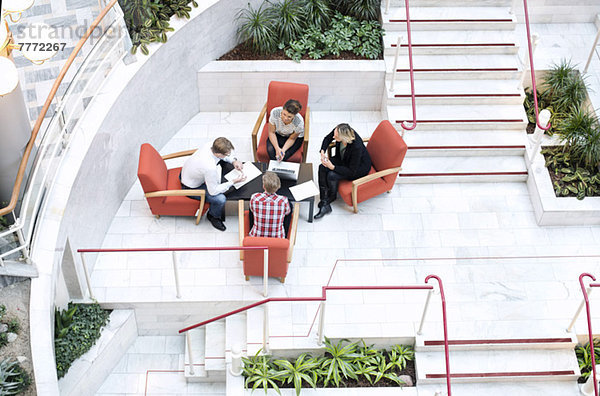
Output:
[577, 339, 600, 380]
[0, 358, 30, 395]
[55, 302, 110, 378]
[242, 340, 413, 393]
[330, 0, 380, 20]
[542, 146, 600, 200]
[120, 0, 198, 55]
[542, 59, 588, 114]
[301, 0, 331, 29]
[268, 0, 305, 44]
[284, 12, 382, 61]
[236, 2, 278, 54]
[556, 108, 600, 168]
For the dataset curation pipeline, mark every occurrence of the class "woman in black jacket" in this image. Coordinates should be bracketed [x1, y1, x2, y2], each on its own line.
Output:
[315, 123, 372, 219]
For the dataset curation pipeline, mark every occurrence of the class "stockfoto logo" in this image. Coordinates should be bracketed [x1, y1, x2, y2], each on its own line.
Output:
[13, 20, 127, 46]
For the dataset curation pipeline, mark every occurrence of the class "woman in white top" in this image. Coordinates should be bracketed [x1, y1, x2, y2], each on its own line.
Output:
[267, 99, 305, 162]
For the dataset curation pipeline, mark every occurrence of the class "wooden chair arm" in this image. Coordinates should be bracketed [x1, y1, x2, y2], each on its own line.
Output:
[302, 108, 310, 162]
[252, 103, 267, 162]
[238, 200, 245, 261]
[161, 149, 197, 160]
[326, 142, 335, 158]
[145, 189, 205, 198]
[351, 167, 401, 188]
[287, 203, 300, 263]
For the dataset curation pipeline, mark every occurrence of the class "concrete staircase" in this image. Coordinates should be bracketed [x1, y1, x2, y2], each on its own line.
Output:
[383, 0, 529, 182]
[414, 334, 581, 394]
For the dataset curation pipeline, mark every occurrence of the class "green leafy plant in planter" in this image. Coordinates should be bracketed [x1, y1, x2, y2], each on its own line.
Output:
[301, 0, 331, 29]
[330, 0, 380, 21]
[556, 108, 600, 169]
[120, 0, 198, 55]
[242, 349, 283, 394]
[236, 2, 278, 54]
[0, 358, 31, 395]
[274, 353, 319, 396]
[54, 302, 110, 378]
[284, 12, 383, 61]
[577, 339, 600, 381]
[320, 337, 360, 386]
[542, 146, 600, 199]
[268, 0, 305, 44]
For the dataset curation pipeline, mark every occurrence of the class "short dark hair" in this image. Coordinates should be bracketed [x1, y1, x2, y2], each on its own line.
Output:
[211, 137, 234, 155]
[283, 99, 302, 115]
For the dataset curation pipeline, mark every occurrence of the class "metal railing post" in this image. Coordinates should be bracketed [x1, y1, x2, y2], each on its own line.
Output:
[263, 304, 270, 353]
[389, 35, 403, 92]
[580, 273, 599, 396]
[263, 248, 269, 297]
[317, 301, 326, 345]
[385, 0, 390, 15]
[172, 251, 182, 299]
[426, 275, 451, 396]
[528, 108, 551, 166]
[186, 332, 195, 376]
[79, 252, 95, 300]
[519, 33, 539, 88]
[417, 289, 434, 335]
[568, 288, 592, 332]
[15, 223, 29, 262]
[583, 23, 600, 74]
[230, 344, 243, 376]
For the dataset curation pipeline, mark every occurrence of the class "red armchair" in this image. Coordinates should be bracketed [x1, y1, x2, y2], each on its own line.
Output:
[337, 120, 408, 213]
[238, 200, 300, 283]
[252, 81, 310, 163]
[137, 143, 208, 224]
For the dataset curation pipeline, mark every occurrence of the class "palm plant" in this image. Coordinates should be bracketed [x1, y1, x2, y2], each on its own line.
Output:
[542, 59, 589, 115]
[268, 0, 305, 44]
[388, 344, 414, 371]
[577, 340, 600, 380]
[242, 350, 282, 394]
[557, 107, 600, 168]
[333, 0, 380, 20]
[236, 3, 278, 54]
[0, 358, 30, 395]
[301, 0, 331, 29]
[273, 353, 318, 396]
[320, 337, 360, 386]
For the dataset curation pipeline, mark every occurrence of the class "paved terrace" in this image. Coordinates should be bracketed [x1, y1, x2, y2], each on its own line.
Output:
[80, 22, 600, 395]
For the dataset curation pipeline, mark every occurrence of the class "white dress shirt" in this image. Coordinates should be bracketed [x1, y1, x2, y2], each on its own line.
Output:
[180, 143, 235, 195]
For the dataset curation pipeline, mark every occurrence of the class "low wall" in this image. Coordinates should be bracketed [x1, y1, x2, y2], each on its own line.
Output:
[197, 60, 386, 112]
[516, 0, 600, 23]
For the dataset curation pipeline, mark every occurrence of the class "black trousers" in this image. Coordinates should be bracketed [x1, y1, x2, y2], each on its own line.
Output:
[266, 133, 304, 161]
[318, 164, 346, 204]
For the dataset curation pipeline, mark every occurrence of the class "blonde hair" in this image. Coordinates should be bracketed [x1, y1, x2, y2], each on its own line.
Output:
[335, 123, 356, 144]
[211, 137, 234, 155]
[262, 171, 281, 194]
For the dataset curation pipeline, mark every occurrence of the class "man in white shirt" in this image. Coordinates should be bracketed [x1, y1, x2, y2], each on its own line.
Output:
[181, 137, 246, 231]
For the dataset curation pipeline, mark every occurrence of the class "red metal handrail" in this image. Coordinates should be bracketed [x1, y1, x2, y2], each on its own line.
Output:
[77, 246, 268, 253]
[579, 273, 599, 396]
[401, 0, 417, 131]
[178, 277, 452, 394]
[520, 0, 550, 131]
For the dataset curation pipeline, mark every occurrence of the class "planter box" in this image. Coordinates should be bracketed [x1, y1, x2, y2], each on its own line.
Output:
[197, 60, 386, 112]
[58, 310, 137, 396]
[527, 144, 600, 225]
[242, 387, 417, 396]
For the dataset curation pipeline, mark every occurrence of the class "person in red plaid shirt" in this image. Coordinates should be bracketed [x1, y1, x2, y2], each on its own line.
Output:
[249, 172, 291, 238]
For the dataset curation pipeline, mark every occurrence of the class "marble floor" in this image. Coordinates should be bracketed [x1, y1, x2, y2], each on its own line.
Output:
[89, 21, 600, 396]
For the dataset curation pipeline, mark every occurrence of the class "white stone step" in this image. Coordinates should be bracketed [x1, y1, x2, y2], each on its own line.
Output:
[415, 333, 578, 352]
[385, 79, 524, 105]
[205, 321, 226, 371]
[184, 328, 207, 380]
[403, 129, 527, 156]
[416, 382, 580, 396]
[383, 6, 516, 31]
[416, 349, 580, 384]
[385, 54, 522, 80]
[397, 155, 527, 183]
[387, 103, 527, 131]
[384, 30, 519, 55]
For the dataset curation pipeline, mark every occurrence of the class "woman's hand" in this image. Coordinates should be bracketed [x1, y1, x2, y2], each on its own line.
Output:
[321, 155, 334, 170]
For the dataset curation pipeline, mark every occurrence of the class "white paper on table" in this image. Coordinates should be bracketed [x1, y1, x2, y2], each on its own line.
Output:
[289, 180, 319, 201]
[224, 162, 262, 189]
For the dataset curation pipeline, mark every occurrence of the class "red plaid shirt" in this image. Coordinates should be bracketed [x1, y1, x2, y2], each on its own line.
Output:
[249, 192, 291, 238]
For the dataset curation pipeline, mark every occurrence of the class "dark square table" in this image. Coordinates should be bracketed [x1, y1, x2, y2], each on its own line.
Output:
[221, 162, 315, 222]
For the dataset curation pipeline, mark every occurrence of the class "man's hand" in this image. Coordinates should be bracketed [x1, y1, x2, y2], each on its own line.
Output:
[233, 174, 247, 184]
[233, 160, 243, 171]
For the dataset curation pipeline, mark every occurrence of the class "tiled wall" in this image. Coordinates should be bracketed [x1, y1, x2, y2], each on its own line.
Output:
[197, 60, 386, 112]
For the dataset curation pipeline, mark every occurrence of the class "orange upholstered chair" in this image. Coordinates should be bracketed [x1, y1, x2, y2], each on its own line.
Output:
[238, 200, 300, 283]
[137, 143, 208, 224]
[337, 121, 408, 213]
[252, 81, 310, 163]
